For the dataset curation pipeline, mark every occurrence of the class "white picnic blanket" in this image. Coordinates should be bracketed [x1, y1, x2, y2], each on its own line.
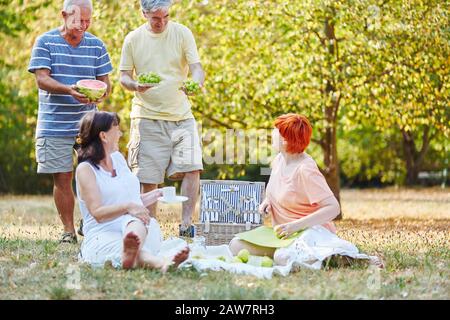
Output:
[174, 225, 376, 279]
[81, 224, 376, 278]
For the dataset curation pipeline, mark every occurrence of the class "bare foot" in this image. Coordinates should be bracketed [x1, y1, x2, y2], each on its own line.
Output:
[160, 247, 190, 273]
[369, 256, 385, 269]
[172, 247, 190, 268]
[122, 232, 141, 270]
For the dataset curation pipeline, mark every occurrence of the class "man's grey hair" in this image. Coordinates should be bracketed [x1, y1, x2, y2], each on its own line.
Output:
[63, 0, 93, 11]
[141, 0, 172, 12]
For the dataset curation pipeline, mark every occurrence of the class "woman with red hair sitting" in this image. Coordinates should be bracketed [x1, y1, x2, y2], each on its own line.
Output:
[229, 113, 382, 268]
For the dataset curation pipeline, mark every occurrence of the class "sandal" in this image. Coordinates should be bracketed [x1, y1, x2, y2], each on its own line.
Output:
[60, 232, 78, 244]
[77, 219, 84, 237]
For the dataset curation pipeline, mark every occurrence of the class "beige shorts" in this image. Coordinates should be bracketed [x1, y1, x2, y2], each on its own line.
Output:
[127, 118, 203, 184]
[35, 136, 78, 174]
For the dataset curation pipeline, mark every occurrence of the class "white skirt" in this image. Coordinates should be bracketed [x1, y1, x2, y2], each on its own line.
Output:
[79, 216, 186, 268]
[182, 225, 376, 279]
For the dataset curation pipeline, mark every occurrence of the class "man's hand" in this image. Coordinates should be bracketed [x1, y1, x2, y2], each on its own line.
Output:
[90, 91, 107, 104]
[71, 84, 108, 105]
[180, 86, 194, 96]
[187, 62, 205, 95]
[69, 85, 90, 104]
[180, 80, 205, 96]
[134, 82, 155, 93]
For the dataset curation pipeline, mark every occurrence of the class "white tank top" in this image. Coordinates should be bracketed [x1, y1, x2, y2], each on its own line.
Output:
[75, 151, 143, 237]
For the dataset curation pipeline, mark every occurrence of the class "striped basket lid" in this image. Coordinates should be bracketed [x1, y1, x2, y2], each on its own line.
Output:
[199, 180, 265, 224]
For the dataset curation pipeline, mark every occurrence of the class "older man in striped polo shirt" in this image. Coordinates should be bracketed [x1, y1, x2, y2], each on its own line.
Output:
[28, 0, 112, 243]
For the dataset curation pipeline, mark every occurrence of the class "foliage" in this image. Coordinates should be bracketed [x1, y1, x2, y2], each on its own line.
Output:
[0, 0, 448, 194]
[0, 190, 449, 299]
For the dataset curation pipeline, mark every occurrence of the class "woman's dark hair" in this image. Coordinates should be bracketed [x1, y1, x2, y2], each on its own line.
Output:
[77, 111, 120, 169]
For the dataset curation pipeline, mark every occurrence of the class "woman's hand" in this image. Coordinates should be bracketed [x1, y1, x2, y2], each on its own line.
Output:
[274, 220, 302, 240]
[127, 202, 150, 225]
[141, 189, 163, 207]
[258, 199, 272, 217]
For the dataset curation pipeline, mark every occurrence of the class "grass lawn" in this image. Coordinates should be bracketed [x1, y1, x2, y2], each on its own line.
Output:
[0, 187, 448, 300]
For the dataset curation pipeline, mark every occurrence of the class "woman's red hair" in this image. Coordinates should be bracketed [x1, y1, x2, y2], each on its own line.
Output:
[274, 114, 312, 154]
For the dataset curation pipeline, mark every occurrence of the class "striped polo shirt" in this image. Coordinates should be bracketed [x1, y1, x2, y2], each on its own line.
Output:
[28, 28, 113, 138]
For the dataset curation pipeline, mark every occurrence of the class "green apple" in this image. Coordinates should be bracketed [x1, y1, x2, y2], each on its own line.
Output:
[274, 228, 284, 239]
[261, 256, 274, 268]
[237, 249, 250, 263]
[232, 256, 243, 263]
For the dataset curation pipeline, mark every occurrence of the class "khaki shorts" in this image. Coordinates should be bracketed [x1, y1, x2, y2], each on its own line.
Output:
[128, 118, 203, 184]
[35, 136, 78, 174]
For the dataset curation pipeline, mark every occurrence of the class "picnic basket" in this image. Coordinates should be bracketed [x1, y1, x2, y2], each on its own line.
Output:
[194, 180, 266, 245]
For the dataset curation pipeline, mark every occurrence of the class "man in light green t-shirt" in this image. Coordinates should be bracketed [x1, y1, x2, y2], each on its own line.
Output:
[119, 0, 205, 236]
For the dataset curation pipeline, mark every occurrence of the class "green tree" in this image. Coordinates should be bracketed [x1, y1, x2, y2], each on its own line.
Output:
[0, 0, 53, 193]
[1, 0, 448, 196]
[346, 1, 449, 185]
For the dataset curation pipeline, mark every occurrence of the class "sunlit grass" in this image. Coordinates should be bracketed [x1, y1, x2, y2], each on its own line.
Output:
[0, 188, 448, 299]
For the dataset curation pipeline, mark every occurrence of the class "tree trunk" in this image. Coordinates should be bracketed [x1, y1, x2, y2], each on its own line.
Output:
[322, 116, 342, 219]
[405, 165, 420, 186]
[401, 126, 432, 186]
[302, 15, 342, 218]
[402, 130, 418, 185]
[321, 17, 342, 219]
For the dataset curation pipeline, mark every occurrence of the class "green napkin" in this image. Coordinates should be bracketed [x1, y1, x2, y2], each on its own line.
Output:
[236, 226, 304, 248]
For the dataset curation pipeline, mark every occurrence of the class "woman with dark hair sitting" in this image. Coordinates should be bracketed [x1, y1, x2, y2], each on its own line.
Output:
[76, 111, 189, 271]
